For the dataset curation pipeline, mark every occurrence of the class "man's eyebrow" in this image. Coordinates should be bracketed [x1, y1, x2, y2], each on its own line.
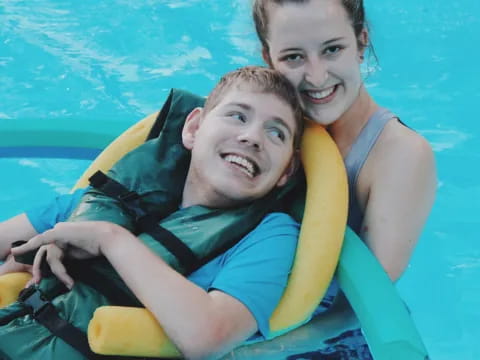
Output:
[228, 102, 252, 111]
[227, 102, 293, 136]
[271, 116, 293, 137]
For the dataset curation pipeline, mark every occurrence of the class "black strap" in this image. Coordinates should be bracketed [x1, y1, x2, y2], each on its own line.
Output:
[89, 171, 200, 273]
[89, 171, 147, 221]
[147, 90, 173, 140]
[68, 259, 140, 307]
[0, 307, 30, 326]
[17, 286, 109, 360]
[138, 215, 199, 274]
[16, 286, 166, 360]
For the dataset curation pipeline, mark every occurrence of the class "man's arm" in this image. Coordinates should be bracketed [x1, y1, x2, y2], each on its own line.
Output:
[101, 225, 257, 359]
[0, 188, 86, 274]
[14, 213, 298, 359]
[0, 214, 38, 260]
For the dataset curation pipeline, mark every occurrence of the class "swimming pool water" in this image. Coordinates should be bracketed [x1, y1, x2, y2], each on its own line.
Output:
[1, 1, 478, 359]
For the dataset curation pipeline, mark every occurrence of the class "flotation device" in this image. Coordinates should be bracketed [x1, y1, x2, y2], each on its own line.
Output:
[86, 118, 348, 358]
[0, 89, 348, 358]
[0, 272, 32, 308]
[67, 125, 284, 275]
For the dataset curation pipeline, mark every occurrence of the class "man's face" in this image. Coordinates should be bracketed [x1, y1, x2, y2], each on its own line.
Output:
[182, 87, 297, 208]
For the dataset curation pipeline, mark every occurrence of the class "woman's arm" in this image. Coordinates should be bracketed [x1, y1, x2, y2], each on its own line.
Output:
[360, 125, 436, 281]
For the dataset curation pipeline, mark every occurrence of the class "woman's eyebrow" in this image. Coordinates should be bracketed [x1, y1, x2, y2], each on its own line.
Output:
[323, 37, 345, 45]
[278, 47, 303, 54]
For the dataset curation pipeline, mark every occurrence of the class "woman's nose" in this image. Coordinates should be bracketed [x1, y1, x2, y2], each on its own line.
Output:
[304, 59, 328, 87]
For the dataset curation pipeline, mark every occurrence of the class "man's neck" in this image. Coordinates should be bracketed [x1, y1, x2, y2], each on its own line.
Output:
[181, 175, 235, 209]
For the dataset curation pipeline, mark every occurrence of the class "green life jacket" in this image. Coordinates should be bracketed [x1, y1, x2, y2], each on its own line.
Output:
[0, 89, 305, 360]
[68, 88, 298, 274]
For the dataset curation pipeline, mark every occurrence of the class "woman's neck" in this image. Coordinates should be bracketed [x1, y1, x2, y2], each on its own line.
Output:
[328, 85, 379, 158]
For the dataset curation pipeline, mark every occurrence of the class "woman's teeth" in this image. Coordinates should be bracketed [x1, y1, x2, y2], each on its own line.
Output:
[306, 86, 336, 100]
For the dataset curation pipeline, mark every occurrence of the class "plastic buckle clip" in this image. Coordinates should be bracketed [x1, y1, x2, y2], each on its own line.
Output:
[19, 286, 51, 317]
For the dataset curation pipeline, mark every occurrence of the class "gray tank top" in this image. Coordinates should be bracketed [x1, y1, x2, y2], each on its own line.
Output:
[344, 108, 398, 234]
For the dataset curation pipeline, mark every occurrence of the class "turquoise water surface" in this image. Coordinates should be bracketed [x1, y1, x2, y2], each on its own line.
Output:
[1, 1, 478, 359]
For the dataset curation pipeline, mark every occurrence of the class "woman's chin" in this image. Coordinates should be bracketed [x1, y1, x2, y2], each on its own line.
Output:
[304, 111, 337, 127]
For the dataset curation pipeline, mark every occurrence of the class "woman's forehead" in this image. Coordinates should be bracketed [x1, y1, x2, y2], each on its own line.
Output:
[267, 1, 353, 47]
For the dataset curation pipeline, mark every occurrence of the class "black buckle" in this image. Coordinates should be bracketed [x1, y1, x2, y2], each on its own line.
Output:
[118, 191, 140, 203]
[19, 286, 51, 317]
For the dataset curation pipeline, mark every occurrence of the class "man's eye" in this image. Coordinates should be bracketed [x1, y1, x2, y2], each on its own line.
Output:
[229, 112, 246, 122]
[268, 128, 286, 142]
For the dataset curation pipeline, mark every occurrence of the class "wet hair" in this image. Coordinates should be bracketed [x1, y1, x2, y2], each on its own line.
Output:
[204, 66, 304, 149]
[253, 0, 376, 59]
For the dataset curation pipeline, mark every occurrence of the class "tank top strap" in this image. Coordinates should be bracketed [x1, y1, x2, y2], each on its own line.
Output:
[344, 107, 397, 233]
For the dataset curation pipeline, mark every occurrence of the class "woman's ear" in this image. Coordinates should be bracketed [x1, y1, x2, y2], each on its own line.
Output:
[262, 47, 273, 68]
[358, 28, 369, 62]
[182, 107, 203, 150]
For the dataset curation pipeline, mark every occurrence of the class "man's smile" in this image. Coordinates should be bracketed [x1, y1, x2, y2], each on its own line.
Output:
[222, 153, 260, 178]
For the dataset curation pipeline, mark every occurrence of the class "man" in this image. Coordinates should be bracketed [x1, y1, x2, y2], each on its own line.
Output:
[0, 66, 303, 360]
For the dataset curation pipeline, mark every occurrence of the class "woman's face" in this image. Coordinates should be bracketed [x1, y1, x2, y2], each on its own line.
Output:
[265, 0, 365, 126]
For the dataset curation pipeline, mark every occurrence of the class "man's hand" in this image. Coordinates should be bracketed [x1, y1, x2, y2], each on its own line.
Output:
[27, 243, 74, 289]
[10, 221, 113, 259]
[10, 221, 120, 287]
[0, 254, 32, 276]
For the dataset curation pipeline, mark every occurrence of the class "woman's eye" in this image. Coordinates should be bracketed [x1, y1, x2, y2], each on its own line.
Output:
[324, 45, 343, 56]
[282, 54, 304, 63]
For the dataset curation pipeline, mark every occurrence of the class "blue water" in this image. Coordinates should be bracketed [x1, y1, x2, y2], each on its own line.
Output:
[0, 1, 479, 359]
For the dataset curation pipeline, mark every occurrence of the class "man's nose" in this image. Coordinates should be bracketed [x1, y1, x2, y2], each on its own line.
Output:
[237, 127, 263, 150]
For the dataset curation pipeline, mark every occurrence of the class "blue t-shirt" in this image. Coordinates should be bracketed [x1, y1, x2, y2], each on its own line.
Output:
[25, 189, 299, 341]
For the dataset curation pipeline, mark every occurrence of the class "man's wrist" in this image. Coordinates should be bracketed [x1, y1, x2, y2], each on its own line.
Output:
[97, 222, 135, 257]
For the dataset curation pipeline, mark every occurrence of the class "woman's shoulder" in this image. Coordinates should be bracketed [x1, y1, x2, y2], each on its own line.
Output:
[379, 118, 434, 167]
[357, 115, 436, 207]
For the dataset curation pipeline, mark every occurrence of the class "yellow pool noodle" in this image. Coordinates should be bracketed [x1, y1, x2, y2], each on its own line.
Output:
[87, 120, 348, 356]
[0, 272, 32, 308]
[72, 112, 158, 190]
[88, 306, 181, 358]
[269, 120, 348, 335]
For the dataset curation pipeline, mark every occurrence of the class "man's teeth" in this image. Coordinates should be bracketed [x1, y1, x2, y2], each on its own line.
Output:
[224, 155, 255, 177]
[306, 86, 335, 99]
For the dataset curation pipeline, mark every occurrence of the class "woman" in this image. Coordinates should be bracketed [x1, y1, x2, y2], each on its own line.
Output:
[0, 0, 436, 358]
[254, 0, 436, 282]
[224, 0, 436, 358]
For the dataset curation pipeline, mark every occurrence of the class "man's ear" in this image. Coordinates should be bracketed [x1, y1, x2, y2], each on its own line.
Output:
[182, 107, 203, 150]
[262, 47, 273, 68]
[276, 150, 300, 187]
